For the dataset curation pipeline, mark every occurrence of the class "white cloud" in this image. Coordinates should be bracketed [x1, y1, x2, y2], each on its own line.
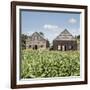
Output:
[43, 24, 58, 29]
[43, 24, 63, 33]
[68, 18, 77, 24]
[43, 24, 66, 40]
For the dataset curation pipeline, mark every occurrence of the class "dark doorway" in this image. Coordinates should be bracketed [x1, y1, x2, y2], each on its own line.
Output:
[35, 45, 37, 50]
[29, 45, 31, 48]
[65, 45, 66, 51]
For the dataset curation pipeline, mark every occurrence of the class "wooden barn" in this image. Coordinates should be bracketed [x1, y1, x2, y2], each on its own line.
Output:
[53, 29, 77, 51]
[26, 32, 49, 49]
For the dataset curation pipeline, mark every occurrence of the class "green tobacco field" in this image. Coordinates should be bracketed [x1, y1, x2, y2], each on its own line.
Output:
[21, 49, 80, 78]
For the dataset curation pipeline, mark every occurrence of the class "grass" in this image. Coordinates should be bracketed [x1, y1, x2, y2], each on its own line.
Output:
[21, 49, 80, 79]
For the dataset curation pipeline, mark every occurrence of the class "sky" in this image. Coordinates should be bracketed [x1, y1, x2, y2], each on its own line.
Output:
[21, 10, 80, 43]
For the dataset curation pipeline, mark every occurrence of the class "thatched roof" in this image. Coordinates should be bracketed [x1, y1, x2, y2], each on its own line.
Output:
[54, 29, 76, 41]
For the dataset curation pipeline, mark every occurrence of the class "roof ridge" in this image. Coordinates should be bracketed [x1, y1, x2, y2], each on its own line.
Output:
[60, 29, 72, 36]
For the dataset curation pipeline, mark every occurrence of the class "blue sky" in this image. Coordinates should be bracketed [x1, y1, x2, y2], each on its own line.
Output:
[21, 10, 80, 43]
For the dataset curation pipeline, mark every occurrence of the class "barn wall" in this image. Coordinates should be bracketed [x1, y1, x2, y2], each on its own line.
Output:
[53, 40, 77, 51]
[26, 40, 49, 49]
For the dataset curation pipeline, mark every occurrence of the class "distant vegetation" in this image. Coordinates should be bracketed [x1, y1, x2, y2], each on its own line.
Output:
[76, 35, 80, 44]
[21, 34, 28, 49]
[76, 35, 80, 39]
[39, 32, 44, 37]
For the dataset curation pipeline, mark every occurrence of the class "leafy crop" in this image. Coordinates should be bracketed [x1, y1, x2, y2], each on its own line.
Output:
[21, 49, 80, 78]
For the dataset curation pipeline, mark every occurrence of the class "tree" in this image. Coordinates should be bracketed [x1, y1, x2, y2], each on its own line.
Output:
[77, 35, 80, 39]
[39, 32, 44, 37]
[21, 34, 28, 49]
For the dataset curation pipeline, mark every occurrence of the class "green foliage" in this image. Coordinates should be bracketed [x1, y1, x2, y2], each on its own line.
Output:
[77, 35, 80, 39]
[21, 49, 80, 78]
[39, 32, 44, 37]
[21, 34, 28, 49]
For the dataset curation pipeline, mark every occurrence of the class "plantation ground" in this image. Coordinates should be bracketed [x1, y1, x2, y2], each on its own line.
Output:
[21, 49, 80, 78]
